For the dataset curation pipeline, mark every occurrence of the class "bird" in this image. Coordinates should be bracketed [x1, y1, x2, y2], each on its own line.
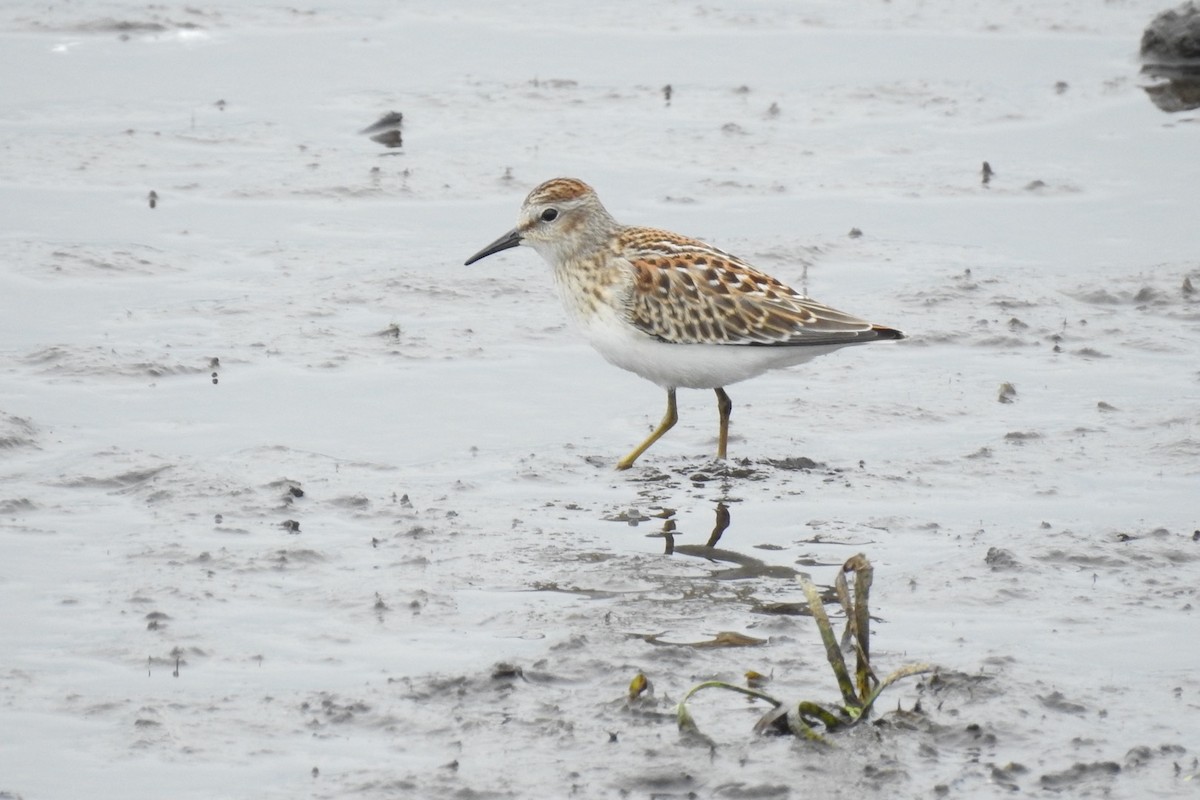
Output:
[464, 178, 904, 470]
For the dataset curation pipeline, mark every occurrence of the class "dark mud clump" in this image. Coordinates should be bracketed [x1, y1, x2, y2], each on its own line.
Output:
[0, 414, 38, 450]
[673, 456, 825, 484]
[1039, 761, 1121, 791]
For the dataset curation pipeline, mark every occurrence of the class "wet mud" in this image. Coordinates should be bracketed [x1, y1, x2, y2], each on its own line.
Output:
[2, 1, 1198, 798]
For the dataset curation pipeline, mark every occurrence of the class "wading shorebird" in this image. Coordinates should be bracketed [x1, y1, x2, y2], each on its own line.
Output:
[465, 178, 904, 470]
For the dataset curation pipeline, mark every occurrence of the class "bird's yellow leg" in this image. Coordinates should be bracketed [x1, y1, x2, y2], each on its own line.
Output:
[714, 387, 732, 459]
[616, 389, 678, 471]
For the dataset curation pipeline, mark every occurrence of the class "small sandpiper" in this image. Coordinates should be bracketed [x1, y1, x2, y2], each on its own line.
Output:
[465, 178, 904, 470]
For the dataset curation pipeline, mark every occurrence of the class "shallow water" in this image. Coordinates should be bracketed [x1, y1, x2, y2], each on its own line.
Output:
[1, 1, 1198, 798]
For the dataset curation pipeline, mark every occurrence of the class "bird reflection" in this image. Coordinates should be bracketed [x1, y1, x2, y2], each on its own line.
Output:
[653, 501, 799, 581]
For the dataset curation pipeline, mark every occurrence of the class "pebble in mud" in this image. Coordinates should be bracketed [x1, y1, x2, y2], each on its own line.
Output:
[984, 547, 1020, 570]
[359, 111, 404, 148]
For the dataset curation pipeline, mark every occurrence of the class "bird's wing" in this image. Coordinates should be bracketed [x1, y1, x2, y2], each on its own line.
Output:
[619, 230, 896, 347]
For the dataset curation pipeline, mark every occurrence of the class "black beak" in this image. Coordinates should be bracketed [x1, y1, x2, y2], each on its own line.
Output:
[464, 229, 522, 265]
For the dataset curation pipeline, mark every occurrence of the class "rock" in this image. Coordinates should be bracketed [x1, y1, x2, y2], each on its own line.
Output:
[1141, 3, 1200, 111]
[1141, 2, 1200, 66]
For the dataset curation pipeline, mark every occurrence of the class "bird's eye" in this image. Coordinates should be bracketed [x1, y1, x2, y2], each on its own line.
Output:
[540, 208, 559, 222]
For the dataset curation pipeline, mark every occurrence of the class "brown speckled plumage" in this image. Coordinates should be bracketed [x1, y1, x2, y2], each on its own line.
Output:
[514, 182, 900, 347]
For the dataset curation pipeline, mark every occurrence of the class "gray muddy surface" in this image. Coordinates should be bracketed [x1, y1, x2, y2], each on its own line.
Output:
[1, 2, 1198, 798]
